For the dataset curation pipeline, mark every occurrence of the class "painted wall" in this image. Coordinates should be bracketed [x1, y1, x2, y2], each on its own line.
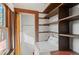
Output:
[49, 14, 59, 50]
[69, 4, 79, 53]
[49, 15, 58, 32]
[39, 18, 49, 41]
[39, 14, 59, 51]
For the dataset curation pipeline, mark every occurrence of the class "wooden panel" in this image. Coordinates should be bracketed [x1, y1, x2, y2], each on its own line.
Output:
[59, 22, 69, 34]
[15, 8, 38, 14]
[64, 3, 79, 8]
[59, 37, 70, 50]
[43, 3, 61, 13]
[35, 13, 39, 42]
[10, 11, 15, 50]
[15, 14, 20, 55]
[14, 13, 16, 55]
[3, 4, 14, 54]
[5, 5, 8, 27]
[59, 5, 69, 19]
[7, 8, 11, 49]
[59, 24, 70, 51]
[59, 4, 70, 51]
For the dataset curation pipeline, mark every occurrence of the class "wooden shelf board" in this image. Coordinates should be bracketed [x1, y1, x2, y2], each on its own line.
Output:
[44, 3, 63, 19]
[49, 21, 59, 25]
[59, 15, 79, 22]
[59, 34, 79, 38]
[39, 24, 49, 26]
[39, 17, 49, 19]
[39, 31, 58, 34]
[39, 31, 50, 33]
[43, 3, 61, 13]
[39, 21, 59, 26]
[39, 31, 79, 38]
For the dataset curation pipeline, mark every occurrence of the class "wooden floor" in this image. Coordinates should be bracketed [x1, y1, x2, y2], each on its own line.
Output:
[50, 51, 79, 55]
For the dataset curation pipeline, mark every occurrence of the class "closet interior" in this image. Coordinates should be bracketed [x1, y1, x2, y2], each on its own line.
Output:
[38, 3, 79, 51]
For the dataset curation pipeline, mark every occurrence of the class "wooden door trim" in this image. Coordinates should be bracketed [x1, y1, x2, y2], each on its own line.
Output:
[14, 8, 39, 54]
[14, 8, 38, 14]
[3, 3, 13, 50]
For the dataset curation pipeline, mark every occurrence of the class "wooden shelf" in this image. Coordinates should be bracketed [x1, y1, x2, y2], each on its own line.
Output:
[39, 31, 79, 38]
[43, 3, 61, 13]
[59, 15, 79, 22]
[59, 34, 79, 38]
[44, 3, 63, 19]
[39, 31, 58, 34]
[39, 21, 59, 26]
[39, 31, 51, 33]
[39, 24, 49, 26]
[49, 21, 59, 25]
[39, 17, 48, 19]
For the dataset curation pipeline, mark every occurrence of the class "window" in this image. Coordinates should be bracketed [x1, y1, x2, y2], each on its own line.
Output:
[0, 4, 8, 54]
[0, 4, 5, 27]
[0, 4, 6, 42]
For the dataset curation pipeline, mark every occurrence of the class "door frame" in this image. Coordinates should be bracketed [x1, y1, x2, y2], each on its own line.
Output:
[14, 8, 39, 55]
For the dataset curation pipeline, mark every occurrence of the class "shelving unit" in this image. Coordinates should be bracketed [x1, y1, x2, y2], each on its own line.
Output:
[58, 3, 79, 51]
[38, 3, 79, 51]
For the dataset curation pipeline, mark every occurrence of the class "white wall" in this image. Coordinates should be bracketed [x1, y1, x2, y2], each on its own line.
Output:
[20, 13, 35, 55]
[38, 14, 59, 50]
[49, 15, 58, 32]
[69, 4, 79, 53]
[39, 13, 49, 41]
[49, 14, 59, 50]
[39, 18, 49, 41]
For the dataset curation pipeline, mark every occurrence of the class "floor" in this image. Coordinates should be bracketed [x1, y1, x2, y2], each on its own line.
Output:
[50, 51, 79, 55]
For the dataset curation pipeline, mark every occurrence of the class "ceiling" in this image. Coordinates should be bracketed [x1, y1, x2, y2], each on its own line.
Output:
[14, 3, 49, 12]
